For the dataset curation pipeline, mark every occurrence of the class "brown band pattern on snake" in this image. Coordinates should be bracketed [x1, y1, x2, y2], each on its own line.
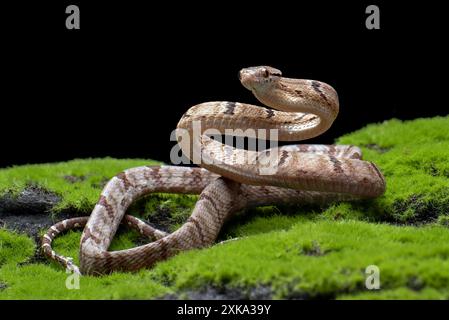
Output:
[42, 66, 386, 275]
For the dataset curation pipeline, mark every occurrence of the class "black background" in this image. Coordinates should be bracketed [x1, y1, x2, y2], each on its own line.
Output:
[1, 1, 446, 168]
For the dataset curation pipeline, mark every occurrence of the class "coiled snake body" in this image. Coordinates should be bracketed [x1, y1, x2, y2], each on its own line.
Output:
[42, 66, 386, 275]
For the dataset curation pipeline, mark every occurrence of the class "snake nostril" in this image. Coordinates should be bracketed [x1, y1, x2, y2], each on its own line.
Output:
[238, 71, 242, 81]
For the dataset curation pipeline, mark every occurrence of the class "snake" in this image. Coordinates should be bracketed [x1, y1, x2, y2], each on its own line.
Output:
[42, 66, 386, 275]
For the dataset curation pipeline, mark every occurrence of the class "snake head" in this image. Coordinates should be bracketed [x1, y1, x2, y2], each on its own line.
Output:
[239, 66, 282, 91]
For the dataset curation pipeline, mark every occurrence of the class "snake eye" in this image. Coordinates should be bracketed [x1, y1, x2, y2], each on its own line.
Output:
[261, 69, 270, 78]
[262, 69, 270, 78]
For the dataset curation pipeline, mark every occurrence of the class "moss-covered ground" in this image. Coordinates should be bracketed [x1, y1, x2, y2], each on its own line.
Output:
[0, 116, 448, 299]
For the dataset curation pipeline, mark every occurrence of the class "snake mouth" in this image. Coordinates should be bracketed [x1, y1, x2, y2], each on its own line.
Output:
[239, 70, 255, 91]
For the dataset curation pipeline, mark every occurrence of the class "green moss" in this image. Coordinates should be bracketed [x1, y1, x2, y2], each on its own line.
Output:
[339, 287, 449, 300]
[129, 193, 198, 232]
[0, 263, 171, 299]
[0, 158, 161, 213]
[152, 220, 449, 299]
[0, 116, 448, 299]
[0, 229, 35, 267]
[2, 220, 449, 299]
[336, 117, 449, 224]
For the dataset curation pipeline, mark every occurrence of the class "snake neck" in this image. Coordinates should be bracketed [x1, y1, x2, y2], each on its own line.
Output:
[254, 78, 337, 112]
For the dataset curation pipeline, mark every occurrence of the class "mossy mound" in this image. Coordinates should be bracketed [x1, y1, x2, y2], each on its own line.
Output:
[336, 116, 449, 224]
[0, 158, 162, 213]
[0, 116, 448, 299]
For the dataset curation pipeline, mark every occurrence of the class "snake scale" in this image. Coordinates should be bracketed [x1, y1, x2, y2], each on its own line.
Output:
[42, 66, 386, 275]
